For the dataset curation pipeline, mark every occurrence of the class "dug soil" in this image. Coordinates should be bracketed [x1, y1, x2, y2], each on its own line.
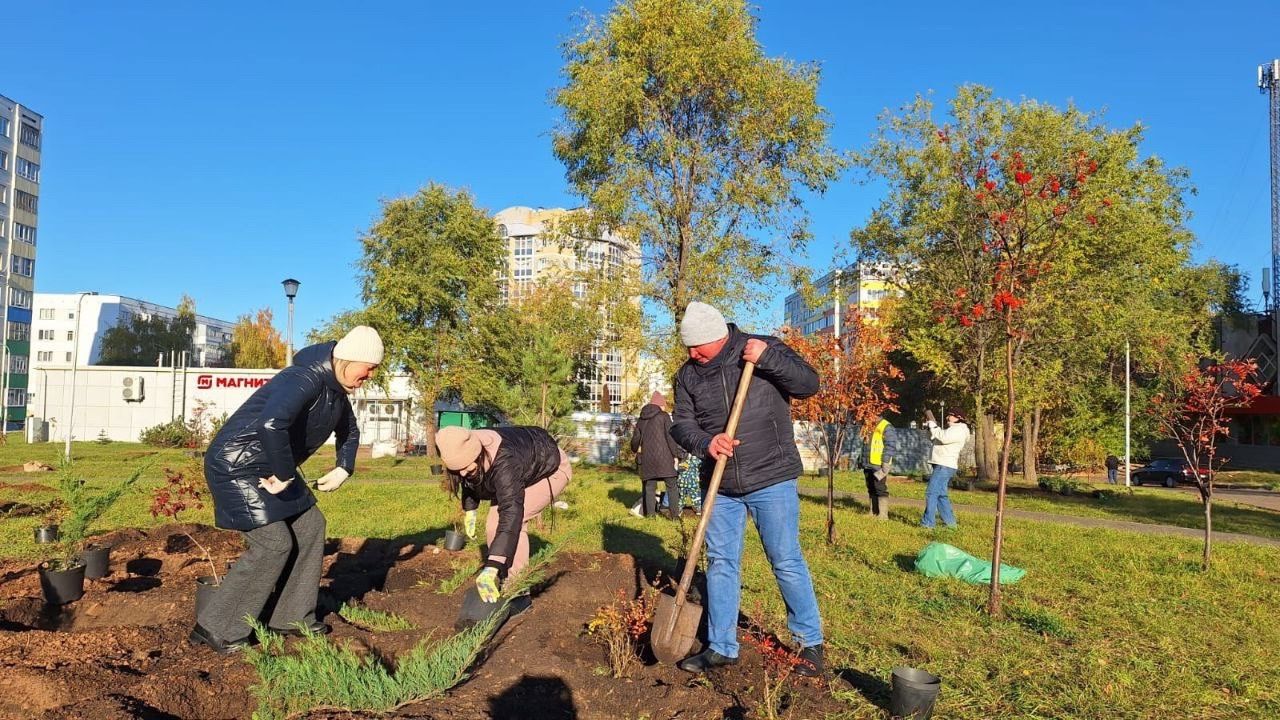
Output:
[0, 524, 849, 719]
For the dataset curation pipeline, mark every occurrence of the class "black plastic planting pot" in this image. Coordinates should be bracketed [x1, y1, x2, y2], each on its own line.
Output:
[34, 525, 60, 544]
[79, 544, 112, 579]
[195, 576, 220, 618]
[443, 530, 467, 552]
[890, 666, 942, 720]
[39, 561, 87, 605]
[430, 464, 444, 476]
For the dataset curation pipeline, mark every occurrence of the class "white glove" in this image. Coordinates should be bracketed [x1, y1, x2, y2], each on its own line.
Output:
[258, 475, 293, 494]
[464, 509, 477, 538]
[316, 467, 350, 492]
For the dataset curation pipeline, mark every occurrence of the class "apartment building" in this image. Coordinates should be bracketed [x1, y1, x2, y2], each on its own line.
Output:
[0, 95, 41, 429]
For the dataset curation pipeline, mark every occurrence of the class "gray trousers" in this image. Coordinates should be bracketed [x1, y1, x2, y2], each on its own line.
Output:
[197, 505, 326, 641]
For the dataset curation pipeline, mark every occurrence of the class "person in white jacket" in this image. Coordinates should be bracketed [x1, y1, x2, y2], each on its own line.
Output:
[922, 409, 970, 528]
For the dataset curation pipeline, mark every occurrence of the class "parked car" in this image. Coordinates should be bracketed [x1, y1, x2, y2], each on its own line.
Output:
[1132, 458, 1210, 488]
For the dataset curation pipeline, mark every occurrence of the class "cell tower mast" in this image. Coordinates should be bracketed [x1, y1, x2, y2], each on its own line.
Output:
[1260, 59, 1280, 394]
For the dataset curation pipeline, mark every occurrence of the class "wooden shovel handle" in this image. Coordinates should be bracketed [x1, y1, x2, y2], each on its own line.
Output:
[671, 361, 755, 602]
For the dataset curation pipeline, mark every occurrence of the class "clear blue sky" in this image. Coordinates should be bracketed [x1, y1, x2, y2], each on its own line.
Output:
[10, 0, 1278, 336]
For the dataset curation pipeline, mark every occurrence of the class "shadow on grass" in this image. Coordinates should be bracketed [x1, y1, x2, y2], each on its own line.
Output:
[488, 674, 577, 719]
[893, 554, 917, 573]
[606, 486, 641, 510]
[833, 667, 891, 711]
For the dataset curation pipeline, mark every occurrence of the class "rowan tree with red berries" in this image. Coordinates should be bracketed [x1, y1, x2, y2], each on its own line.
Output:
[1149, 358, 1261, 570]
[851, 85, 1215, 615]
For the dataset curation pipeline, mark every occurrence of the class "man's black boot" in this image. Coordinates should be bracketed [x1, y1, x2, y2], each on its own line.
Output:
[677, 649, 739, 674]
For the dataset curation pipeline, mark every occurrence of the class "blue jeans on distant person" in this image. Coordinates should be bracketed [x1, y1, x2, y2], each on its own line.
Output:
[921, 464, 958, 528]
[704, 479, 823, 658]
[1107, 468, 1118, 484]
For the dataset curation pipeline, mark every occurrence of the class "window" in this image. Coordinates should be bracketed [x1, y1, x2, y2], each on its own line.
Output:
[7, 322, 29, 341]
[15, 190, 36, 214]
[0, 116, 9, 137]
[14, 223, 35, 244]
[68, 312, 75, 319]
[16, 157, 39, 182]
[65, 352, 72, 362]
[37, 351, 51, 362]
[10, 255, 33, 277]
[8, 287, 31, 309]
[0, 150, 7, 170]
[0, 183, 7, 205]
[39, 308, 54, 320]
[19, 124, 40, 150]
[38, 329, 53, 341]
[66, 330, 74, 341]
[8, 355, 26, 374]
[6, 389, 26, 407]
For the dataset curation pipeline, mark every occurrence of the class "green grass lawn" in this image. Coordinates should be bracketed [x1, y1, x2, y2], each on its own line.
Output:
[800, 469, 1280, 541]
[2, 439, 1279, 717]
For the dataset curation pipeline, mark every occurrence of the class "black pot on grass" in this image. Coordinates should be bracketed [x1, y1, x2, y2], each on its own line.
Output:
[39, 560, 87, 605]
[195, 576, 220, 618]
[79, 543, 112, 579]
[34, 525, 60, 544]
[890, 666, 942, 719]
[443, 530, 467, 552]
[430, 463, 444, 476]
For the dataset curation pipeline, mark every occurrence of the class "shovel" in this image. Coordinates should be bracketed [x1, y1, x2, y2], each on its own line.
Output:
[651, 361, 755, 665]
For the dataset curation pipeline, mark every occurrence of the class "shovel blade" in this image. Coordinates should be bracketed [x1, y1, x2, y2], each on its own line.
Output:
[650, 592, 702, 665]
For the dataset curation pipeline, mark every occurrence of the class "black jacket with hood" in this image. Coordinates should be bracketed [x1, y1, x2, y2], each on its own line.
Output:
[630, 403, 688, 480]
[204, 342, 359, 531]
[670, 324, 819, 496]
[458, 426, 563, 577]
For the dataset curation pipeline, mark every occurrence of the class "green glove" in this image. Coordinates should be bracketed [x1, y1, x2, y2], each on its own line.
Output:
[464, 509, 477, 539]
[476, 567, 500, 603]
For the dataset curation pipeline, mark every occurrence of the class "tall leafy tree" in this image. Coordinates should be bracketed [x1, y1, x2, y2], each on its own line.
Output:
[322, 183, 506, 457]
[228, 307, 287, 369]
[553, 0, 844, 372]
[852, 85, 1216, 614]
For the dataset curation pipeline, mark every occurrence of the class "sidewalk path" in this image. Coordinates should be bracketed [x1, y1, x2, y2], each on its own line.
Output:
[797, 486, 1280, 549]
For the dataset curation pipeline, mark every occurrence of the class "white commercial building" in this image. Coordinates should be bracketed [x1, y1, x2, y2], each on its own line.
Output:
[31, 293, 235, 369]
[29, 364, 425, 448]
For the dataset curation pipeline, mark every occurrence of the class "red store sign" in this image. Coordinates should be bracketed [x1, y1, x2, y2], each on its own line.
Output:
[196, 375, 270, 390]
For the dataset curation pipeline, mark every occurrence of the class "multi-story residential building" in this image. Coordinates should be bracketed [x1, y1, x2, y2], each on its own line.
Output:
[0, 95, 41, 430]
[30, 293, 235, 369]
[783, 262, 899, 336]
[492, 206, 640, 412]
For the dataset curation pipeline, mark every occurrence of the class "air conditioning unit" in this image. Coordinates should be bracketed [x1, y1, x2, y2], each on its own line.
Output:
[122, 376, 145, 402]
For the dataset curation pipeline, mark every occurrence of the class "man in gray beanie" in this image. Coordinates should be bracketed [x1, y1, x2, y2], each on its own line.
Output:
[670, 301, 826, 677]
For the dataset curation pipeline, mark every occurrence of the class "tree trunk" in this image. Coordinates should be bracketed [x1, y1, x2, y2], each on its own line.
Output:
[988, 331, 1016, 617]
[1202, 496, 1212, 571]
[1022, 413, 1037, 487]
[979, 413, 999, 482]
[825, 431, 836, 544]
[1031, 404, 1041, 474]
[973, 393, 988, 481]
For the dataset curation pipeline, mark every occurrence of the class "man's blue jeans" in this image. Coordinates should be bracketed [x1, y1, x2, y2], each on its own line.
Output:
[1107, 468, 1118, 484]
[704, 479, 823, 658]
[921, 464, 958, 528]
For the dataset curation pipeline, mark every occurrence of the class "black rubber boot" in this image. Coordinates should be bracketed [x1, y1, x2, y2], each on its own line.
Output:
[677, 649, 739, 674]
[189, 623, 252, 654]
[794, 644, 825, 677]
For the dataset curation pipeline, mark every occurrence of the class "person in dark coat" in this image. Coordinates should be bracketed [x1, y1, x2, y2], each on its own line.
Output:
[669, 301, 826, 678]
[630, 390, 687, 519]
[1105, 453, 1121, 484]
[190, 326, 383, 654]
[436, 425, 572, 609]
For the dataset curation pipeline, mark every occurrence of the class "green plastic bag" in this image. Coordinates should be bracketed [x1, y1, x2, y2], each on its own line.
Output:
[914, 542, 1026, 585]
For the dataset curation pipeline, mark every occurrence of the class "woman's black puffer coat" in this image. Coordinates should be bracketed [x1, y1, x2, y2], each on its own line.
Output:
[204, 342, 359, 530]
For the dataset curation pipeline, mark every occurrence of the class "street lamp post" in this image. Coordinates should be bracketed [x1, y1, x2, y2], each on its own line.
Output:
[282, 279, 300, 367]
[64, 291, 97, 463]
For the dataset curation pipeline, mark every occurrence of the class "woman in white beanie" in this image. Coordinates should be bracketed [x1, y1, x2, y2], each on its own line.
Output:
[435, 425, 571, 611]
[191, 325, 383, 653]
